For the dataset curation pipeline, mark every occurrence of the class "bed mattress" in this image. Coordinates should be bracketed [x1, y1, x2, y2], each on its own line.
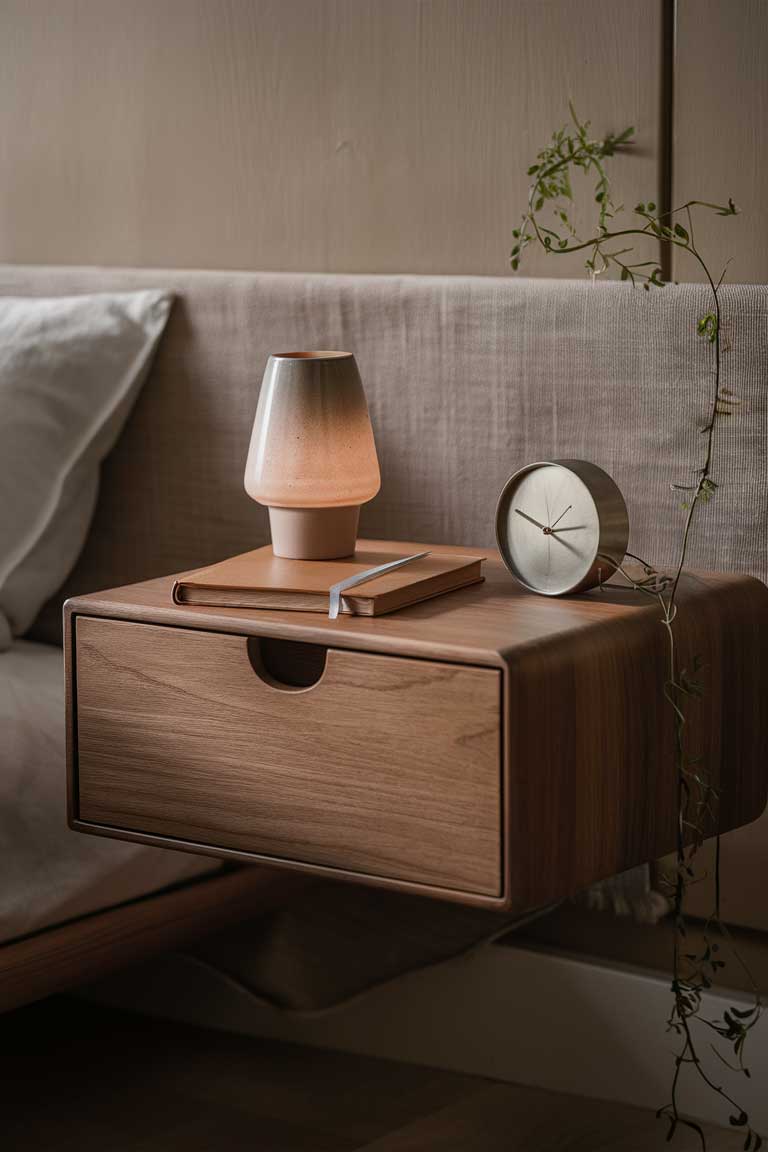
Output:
[0, 638, 219, 945]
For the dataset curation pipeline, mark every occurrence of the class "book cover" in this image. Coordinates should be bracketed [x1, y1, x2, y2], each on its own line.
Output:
[172, 543, 484, 616]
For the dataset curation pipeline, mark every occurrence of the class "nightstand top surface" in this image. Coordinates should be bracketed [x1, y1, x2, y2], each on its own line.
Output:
[64, 540, 764, 668]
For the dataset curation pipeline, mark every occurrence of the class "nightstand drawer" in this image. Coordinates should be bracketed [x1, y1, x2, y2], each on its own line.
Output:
[73, 616, 502, 897]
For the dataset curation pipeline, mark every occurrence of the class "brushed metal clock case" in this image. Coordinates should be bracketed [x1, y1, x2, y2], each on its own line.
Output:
[495, 459, 630, 595]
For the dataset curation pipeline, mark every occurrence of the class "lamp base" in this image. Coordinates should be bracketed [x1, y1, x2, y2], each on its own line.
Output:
[268, 505, 360, 560]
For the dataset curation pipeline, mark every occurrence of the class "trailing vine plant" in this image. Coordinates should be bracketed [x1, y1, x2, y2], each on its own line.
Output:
[512, 105, 762, 1151]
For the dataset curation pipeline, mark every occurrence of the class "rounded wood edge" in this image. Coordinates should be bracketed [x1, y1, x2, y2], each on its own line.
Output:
[69, 818, 510, 910]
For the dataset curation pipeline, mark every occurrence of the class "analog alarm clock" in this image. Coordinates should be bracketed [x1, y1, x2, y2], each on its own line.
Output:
[495, 459, 629, 596]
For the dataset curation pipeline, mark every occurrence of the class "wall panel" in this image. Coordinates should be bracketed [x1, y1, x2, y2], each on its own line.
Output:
[0, 0, 661, 275]
[673, 0, 768, 283]
[672, 0, 768, 929]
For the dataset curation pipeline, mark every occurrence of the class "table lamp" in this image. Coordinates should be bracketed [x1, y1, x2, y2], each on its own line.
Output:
[244, 351, 381, 559]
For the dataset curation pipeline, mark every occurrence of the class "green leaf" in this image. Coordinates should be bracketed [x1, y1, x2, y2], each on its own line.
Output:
[647, 201, 656, 212]
[527, 165, 539, 175]
[697, 312, 718, 342]
[674, 223, 689, 241]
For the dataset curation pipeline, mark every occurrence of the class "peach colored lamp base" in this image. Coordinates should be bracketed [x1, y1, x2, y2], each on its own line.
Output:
[268, 506, 360, 560]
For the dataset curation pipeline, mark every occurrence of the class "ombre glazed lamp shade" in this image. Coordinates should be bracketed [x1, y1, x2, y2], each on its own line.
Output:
[244, 352, 381, 560]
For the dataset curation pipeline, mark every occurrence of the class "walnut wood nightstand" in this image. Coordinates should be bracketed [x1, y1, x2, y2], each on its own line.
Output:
[65, 542, 768, 913]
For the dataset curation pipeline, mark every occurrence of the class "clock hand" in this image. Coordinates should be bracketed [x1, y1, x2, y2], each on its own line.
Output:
[551, 524, 587, 533]
[550, 504, 573, 530]
[549, 532, 580, 555]
[514, 508, 548, 531]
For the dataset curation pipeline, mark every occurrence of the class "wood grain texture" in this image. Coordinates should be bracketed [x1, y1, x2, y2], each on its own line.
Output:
[677, 813, 768, 933]
[4, 998, 745, 1151]
[0, 0, 661, 276]
[3, 999, 479, 1152]
[361, 1081, 742, 1151]
[66, 542, 768, 913]
[0, 867, 307, 1014]
[503, 569, 768, 910]
[74, 617, 502, 896]
[673, 0, 768, 282]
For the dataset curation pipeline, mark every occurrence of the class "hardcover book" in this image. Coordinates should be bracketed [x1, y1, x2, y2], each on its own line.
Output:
[172, 543, 484, 616]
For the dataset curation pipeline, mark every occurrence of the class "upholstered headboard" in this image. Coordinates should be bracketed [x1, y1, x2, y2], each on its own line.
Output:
[0, 266, 765, 645]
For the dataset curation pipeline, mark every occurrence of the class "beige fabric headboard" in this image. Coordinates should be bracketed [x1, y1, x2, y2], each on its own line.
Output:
[0, 266, 765, 646]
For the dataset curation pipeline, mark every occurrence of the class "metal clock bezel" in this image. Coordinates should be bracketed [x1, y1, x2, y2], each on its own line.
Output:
[495, 459, 630, 596]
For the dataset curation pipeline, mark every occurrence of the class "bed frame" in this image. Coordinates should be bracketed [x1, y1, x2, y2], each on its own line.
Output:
[0, 866, 306, 1013]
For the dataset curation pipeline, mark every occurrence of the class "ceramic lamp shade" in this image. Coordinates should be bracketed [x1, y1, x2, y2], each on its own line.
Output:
[244, 351, 380, 559]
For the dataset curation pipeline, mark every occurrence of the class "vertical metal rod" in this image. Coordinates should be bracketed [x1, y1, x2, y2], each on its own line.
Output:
[660, 0, 677, 282]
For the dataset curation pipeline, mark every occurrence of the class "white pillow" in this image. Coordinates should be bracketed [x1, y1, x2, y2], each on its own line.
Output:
[0, 291, 172, 650]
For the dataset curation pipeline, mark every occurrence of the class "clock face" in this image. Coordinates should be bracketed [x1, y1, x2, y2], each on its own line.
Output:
[495, 460, 629, 596]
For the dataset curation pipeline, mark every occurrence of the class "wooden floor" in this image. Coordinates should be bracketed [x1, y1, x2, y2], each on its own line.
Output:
[0, 997, 744, 1150]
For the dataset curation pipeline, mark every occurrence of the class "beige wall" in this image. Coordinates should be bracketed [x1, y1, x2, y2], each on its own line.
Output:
[673, 0, 768, 284]
[2, 1, 763, 280]
[0, 0, 663, 277]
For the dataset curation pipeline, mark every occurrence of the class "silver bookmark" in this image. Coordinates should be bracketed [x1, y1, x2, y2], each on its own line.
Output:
[328, 552, 431, 620]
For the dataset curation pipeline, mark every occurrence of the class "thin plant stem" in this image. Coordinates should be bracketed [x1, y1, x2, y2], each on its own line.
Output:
[514, 107, 761, 1151]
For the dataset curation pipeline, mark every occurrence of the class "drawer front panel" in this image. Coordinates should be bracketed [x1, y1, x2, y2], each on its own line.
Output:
[74, 617, 502, 896]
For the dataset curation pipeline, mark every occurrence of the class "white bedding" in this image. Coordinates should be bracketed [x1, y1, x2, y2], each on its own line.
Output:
[0, 638, 219, 945]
